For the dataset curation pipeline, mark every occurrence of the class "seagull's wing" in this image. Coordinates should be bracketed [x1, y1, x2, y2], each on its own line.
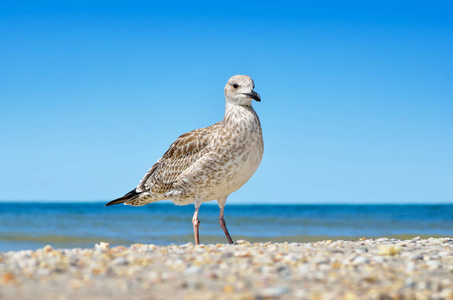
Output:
[105, 122, 221, 207]
[135, 122, 220, 195]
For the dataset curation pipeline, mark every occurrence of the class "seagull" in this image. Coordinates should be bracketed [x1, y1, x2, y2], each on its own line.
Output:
[106, 75, 263, 245]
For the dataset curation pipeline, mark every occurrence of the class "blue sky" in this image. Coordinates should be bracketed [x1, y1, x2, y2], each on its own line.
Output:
[0, 0, 452, 203]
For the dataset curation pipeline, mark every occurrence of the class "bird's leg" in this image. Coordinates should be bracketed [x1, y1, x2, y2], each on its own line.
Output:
[192, 201, 202, 245]
[219, 206, 234, 244]
[217, 197, 234, 244]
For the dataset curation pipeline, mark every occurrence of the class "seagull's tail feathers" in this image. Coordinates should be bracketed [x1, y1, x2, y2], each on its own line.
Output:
[105, 189, 139, 206]
[106, 189, 162, 207]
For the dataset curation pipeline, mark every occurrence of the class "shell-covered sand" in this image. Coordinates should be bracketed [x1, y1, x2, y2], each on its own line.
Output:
[1, 237, 452, 299]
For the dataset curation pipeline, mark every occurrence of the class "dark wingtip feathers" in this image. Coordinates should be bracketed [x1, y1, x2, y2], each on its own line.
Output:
[105, 189, 139, 206]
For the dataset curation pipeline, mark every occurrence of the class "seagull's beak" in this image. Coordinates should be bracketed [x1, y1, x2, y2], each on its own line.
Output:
[244, 90, 261, 102]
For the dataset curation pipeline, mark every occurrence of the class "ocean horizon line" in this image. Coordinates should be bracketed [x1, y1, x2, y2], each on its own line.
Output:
[0, 201, 452, 206]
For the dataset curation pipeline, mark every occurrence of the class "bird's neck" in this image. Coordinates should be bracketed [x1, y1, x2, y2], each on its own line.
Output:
[223, 102, 259, 128]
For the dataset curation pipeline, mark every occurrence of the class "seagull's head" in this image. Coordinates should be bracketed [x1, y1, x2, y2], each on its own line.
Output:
[224, 75, 261, 106]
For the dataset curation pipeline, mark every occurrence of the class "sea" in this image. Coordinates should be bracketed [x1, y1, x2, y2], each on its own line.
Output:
[0, 203, 452, 252]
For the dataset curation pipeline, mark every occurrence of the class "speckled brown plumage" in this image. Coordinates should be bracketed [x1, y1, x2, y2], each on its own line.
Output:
[137, 124, 220, 197]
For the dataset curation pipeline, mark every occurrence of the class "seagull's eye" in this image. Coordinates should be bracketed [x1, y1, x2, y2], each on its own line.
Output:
[232, 83, 239, 89]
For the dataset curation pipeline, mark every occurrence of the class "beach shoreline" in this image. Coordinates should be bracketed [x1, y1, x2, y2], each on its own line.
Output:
[1, 237, 452, 299]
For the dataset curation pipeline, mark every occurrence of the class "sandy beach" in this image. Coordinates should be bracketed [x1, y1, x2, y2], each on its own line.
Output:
[1, 237, 452, 299]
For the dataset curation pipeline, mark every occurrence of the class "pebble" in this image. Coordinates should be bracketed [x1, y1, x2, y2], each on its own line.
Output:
[352, 256, 369, 265]
[185, 266, 201, 275]
[112, 257, 128, 266]
[259, 286, 289, 297]
[0, 237, 452, 299]
[377, 244, 401, 256]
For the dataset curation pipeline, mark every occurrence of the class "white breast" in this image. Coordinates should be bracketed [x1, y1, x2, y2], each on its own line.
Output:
[211, 105, 264, 198]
